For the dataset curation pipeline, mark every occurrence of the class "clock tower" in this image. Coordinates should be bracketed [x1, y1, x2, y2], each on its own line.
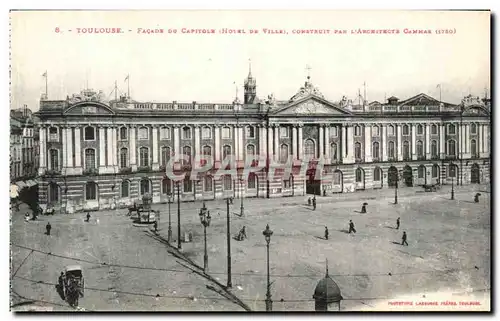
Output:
[244, 60, 257, 104]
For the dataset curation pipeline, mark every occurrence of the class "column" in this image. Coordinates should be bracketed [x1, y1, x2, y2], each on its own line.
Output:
[341, 125, 347, 159]
[66, 127, 73, 167]
[107, 127, 113, 167]
[234, 125, 239, 162]
[259, 125, 267, 157]
[238, 126, 244, 161]
[318, 125, 324, 159]
[464, 124, 471, 158]
[439, 124, 445, 158]
[39, 126, 46, 170]
[173, 126, 180, 160]
[152, 126, 159, 170]
[74, 127, 81, 168]
[397, 124, 403, 161]
[274, 125, 280, 161]
[130, 126, 137, 170]
[459, 124, 465, 160]
[298, 125, 303, 159]
[381, 124, 388, 162]
[484, 124, 489, 155]
[267, 125, 273, 161]
[214, 126, 221, 161]
[324, 126, 330, 161]
[194, 125, 201, 164]
[411, 124, 417, 160]
[111, 127, 117, 168]
[62, 126, 68, 169]
[292, 126, 298, 160]
[345, 125, 354, 164]
[364, 125, 372, 162]
[99, 127, 106, 168]
[425, 124, 430, 159]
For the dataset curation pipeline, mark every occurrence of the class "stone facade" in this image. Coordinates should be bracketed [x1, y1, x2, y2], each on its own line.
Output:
[34, 74, 491, 213]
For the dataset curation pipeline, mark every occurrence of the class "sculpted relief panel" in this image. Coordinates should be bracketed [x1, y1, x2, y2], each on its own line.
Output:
[292, 101, 334, 114]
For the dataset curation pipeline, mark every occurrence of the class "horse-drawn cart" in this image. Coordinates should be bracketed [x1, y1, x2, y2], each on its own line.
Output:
[62, 265, 85, 307]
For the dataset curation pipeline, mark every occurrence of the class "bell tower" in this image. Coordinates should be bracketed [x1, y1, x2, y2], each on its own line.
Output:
[244, 59, 257, 104]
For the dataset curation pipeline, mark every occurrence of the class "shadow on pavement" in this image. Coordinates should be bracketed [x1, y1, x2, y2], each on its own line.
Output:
[338, 229, 349, 234]
[314, 236, 326, 240]
[384, 226, 397, 230]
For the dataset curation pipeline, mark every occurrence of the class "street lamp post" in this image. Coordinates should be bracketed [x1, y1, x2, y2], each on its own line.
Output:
[451, 164, 455, 200]
[394, 170, 402, 205]
[199, 202, 211, 273]
[177, 181, 181, 250]
[167, 193, 172, 243]
[263, 224, 273, 312]
[226, 198, 232, 288]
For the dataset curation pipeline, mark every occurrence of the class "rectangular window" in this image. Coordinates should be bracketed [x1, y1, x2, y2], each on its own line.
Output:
[202, 127, 211, 139]
[159, 127, 170, 140]
[221, 127, 231, 139]
[138, 127, 149, 140]
[48, 127, 59, 142]
[120, 127, 128, 140]
[246, 126, 255, 138]
[280, 127, 289, 138]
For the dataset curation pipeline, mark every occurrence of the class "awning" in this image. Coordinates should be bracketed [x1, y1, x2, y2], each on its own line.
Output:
[15, 181, 27, 189]
[10, 184, 19, 198]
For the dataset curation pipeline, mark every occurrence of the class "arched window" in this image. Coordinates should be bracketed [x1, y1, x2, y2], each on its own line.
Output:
[182, 146, 192, 165]
[84, 126, 95, 141]
[204, 176, 213, 192]
[471, 139, 477, 157]
[85, 181, 97, 200]
[304, 139, 315, 159]
[354, 125, 361, 136]
[417, 124, 424, 135]
[447, 124, 456, 135]
[182, 126, 192, 139]
[223, 145, 232, 159]
[355, 168, 364, 182]
[119, 127, 128, 140]
[471, 123, 477, 134]
[372, 142, 380, 159]
[447, 140, 456, 157]
[138, 126, 149, 140]
[139, 147, 149, 167]
[418, 165, 425, 178]
[403, 141, 410, 160]
[416, 140, 424, 157]
[372, 125, 380, 136]
[248, 173, 257, 189]
[388, 125, 395, 136]
[48, 182, 59, 203]
[49, 149, 59, 170]
[221, 126, 231, 139]
[432, 164, 439, 178]
[280, 144, 289, 163]
[203, 145, 212, 156]
[330, 143, 338, 161]
[246, 126, 255, 138]
[120, 148, 128, 168]
[373, 167, 382, 181]
[402, 124, 409, 136]
[140, 178, 150, 195]
[431, 124, 438, 135]
[223, 175, 232, 191]
[247, 144, 255, 157]
[431, 140, 438, 158]
[121, 180, 130, 198]
[388, 141, 395, 158]
[354, 142, 362, 160]
[161, 146, 171, 167]
[85, 149, 96, 170]
[162, 177, 172, 195]
[159, 126, 170, 140]
[202, 126, 212, 139]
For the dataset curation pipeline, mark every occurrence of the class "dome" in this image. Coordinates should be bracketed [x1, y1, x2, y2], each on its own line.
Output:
[313, 275, 343, 303]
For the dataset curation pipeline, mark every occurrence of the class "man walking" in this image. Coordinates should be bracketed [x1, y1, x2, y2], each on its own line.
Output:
[324, 226, 329, 240]
[153, 220, 158, 233]
[401, 231, 408, 246]
[46, 222, 52, 236]
[312, 196, 317, 211]
[86, 212, 91, 222]
[348, 220, 356, 234]
[396, 217, 400, 230]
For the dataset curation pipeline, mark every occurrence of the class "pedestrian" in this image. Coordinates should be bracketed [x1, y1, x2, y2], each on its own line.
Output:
[312, 196, 317, 211]
[86, 212, 91, 222]
[236, 226, 247, 241]
[396, 217, 400, 230]
[307, 197, 312, 206]
[361, 203, 367, 214]
[474, 193, 480, 203]
[401, 231, 408, 246]
[324, 226, 329, 240]
[348, 220, 356, 234]
[153, 220, 158, 233]
[46, 222, 52, 236]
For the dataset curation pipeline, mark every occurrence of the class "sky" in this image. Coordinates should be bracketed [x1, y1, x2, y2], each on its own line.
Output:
[10, 10, 491, 111]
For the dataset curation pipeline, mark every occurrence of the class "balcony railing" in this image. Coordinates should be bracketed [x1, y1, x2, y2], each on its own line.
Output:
[83, 167, 99, 176]
[445, 155, 457, 160]
[119, 166, 132, 174]
[137, 165, 152, 173]
[417, 155, 426, 161]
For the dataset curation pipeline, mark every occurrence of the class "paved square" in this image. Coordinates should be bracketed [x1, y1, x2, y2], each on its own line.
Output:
[11, 185, 490, 311]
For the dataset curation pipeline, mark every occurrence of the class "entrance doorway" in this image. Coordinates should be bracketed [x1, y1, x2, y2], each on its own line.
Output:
[471, 163, 480, 184]
[403, 165, 413, 187]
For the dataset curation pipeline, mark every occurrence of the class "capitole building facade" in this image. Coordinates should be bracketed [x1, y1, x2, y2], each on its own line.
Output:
[35, 69, 491, 213]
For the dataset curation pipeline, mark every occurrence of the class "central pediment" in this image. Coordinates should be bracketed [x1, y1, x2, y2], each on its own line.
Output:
[272, 96, 352, 116]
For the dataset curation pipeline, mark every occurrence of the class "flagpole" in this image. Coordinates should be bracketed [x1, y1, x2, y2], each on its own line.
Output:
[127, 75, 130, 99]
[115, 81, 118, 102]
[45, 71, 48, 99]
